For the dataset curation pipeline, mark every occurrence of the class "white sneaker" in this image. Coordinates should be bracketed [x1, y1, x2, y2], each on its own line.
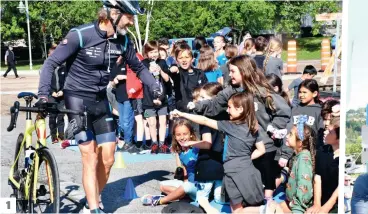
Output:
[82, 205, 90, 214]
[117, 139, 125, 149]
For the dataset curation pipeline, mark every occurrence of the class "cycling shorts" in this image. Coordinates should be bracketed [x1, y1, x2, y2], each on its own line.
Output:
[64, 95, 116, 145]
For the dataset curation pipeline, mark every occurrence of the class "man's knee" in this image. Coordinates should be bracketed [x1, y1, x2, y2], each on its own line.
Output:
[102, 155, 115, 169]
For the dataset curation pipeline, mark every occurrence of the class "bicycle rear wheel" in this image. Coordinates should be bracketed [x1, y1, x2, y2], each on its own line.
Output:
[28, 148, 60, 213]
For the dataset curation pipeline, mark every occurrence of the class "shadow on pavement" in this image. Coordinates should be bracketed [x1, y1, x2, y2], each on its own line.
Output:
[102, 170, 170, 213]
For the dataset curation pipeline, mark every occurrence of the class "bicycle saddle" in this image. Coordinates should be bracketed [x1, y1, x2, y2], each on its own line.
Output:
[17, 92, 38, 99]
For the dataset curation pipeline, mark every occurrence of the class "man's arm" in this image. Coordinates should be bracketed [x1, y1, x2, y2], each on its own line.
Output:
[38, 31, 80, 98]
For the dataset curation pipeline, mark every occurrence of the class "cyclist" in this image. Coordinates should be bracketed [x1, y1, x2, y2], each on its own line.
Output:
[36, 0, 161, 213]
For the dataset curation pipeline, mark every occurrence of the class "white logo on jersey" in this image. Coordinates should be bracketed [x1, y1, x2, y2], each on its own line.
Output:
[293, 115, 315, 126]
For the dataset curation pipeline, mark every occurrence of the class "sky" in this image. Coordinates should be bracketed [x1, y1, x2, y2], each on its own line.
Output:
[345, 0, 368, 110]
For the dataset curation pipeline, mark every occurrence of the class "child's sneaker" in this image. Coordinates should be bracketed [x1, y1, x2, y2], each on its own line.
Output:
[60, 140, 71, 149]
[151, 144, 159, 154]
[51, 135, 59, 144]
[159, 144, 170, 154]
[141, 194, 164, 206]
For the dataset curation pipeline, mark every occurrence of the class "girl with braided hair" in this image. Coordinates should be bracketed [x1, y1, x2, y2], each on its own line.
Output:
[263, 38, 283, 78]
[280, 116, 315, 213]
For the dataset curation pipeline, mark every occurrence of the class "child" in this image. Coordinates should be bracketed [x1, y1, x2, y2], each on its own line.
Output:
[48, 44, 67, 143]
[213, 35, 227, 66]
[189, 55, 291, 199]
[195, 83, 225, 209]
[266, 73, 291, 106]
[220, 44, 238, 87]
[306, 124, 339, 214]
[277, 120, 315, 213]
[263, 38, 283, 78]
[141, 118, 200, 205]
[159, 47, 168, 61]
[286, 65, 317, 107]
[286, 79, 324, 152]
[193, 36, 207, 67]
[127, 53, 150, 150]
[171, 92, 266, 212]
[169, 43, 208, 112]
[253, 36, 268, 70]
[197, 44, 223, 84]
[142, 41, 171, 154]
[242, 38, 256, 56]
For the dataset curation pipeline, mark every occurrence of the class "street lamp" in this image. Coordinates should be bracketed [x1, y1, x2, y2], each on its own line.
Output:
[17, 0, 33, 70]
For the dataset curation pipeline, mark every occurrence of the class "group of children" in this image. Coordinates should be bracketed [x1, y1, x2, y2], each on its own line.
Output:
[104, 35, 341, 213]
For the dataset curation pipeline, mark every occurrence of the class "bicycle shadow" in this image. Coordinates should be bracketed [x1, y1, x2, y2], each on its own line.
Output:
[101, 170, 171, 213]
[59, 185, 85, 213]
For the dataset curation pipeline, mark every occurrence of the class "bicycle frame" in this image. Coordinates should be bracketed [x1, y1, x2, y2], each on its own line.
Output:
[8, 100, 54, 204]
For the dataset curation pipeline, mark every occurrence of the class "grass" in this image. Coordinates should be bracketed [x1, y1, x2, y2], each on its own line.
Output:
[281, 37, 332, 62]
[0, 59, 43, 71]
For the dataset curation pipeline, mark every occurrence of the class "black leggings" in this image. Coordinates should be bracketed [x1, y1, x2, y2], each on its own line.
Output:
[253, 150, 281, 190]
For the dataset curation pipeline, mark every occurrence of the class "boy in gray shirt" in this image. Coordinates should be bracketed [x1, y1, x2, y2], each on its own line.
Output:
[286, 65, 317, 107]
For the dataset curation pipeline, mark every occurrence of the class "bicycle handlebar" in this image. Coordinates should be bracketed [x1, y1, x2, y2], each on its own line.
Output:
[7, 101, 86, 132]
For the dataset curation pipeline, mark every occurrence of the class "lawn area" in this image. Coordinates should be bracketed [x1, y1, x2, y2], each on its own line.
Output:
[281, 37, 332, 62]
[0, 59, 43, 71]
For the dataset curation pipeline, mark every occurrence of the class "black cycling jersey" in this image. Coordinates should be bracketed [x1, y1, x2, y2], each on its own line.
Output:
[38, 21, 159, 100]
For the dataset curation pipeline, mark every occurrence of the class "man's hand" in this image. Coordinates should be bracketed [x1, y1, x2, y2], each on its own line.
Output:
[153, 99, 162, 106]
[56, 91, 63, 97]
[34, 96, 48, 108]
[187, 102, 195, 110]
[52, 92, 58, 97]
[114, 75, 127, 84]
[278, 158, 288, 168]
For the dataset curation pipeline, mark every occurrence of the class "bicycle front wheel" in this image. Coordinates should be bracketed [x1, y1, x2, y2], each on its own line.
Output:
[28, 148, 60, 213]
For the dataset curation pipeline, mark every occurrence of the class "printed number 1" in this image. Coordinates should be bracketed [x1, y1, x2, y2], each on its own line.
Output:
[7, 201, 10, 209]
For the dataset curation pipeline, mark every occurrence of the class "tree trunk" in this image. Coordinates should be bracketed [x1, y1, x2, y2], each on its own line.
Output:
[144, 0, 154, 45]
[127, 28, 140, 53]
[134, 15, 142, 53]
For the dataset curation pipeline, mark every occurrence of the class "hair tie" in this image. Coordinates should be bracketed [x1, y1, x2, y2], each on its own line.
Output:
[297, 115, 308, 140]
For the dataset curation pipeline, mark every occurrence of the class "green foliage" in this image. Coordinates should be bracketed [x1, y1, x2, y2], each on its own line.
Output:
[346, 108, 366, 146]
[1, 0, 341, 53]
[346, 143, 363, 164]
[1, 0, 100, 53]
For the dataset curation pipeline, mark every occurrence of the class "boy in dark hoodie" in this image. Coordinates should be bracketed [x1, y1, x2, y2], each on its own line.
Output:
[142, 41, 171, 154]
[169, 43, 208, 112]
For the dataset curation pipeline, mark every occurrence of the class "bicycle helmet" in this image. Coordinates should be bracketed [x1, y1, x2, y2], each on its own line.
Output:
[102, 0, 145, 15]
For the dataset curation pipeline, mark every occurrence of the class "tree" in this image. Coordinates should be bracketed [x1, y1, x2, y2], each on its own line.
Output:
[1, 1, 100, 58]
[1, 0, 342, 59]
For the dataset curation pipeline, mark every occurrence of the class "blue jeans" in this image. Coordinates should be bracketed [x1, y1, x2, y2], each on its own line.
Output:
[117, 100, 134, 144]
[351, 173, 368, 214]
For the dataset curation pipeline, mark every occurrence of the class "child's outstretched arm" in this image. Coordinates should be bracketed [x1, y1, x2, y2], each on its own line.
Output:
[251, 141, 266, 160]
[171, 110, 218, 130]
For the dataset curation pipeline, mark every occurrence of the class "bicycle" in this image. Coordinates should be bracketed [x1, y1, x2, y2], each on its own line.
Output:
[7, 92, 86, 213]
